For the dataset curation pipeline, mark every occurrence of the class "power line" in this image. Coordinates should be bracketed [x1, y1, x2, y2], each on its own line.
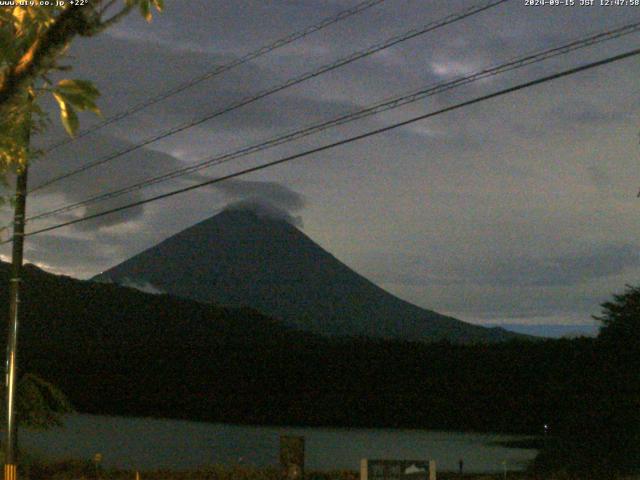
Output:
[30, 0, 510, 193]
[33, 0, 506, 191]
[42, 0, 387, 154]
[25, 20, 640, 223]
[28, 21, 640, 222]
[19, 46, 640, 240]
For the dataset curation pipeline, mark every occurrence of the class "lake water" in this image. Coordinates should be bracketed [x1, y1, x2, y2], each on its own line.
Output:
[21, 414, 538, 473]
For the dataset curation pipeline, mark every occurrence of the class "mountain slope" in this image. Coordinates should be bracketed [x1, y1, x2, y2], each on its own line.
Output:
[0, 262, 564, 433]
[94, 208, 517, 343]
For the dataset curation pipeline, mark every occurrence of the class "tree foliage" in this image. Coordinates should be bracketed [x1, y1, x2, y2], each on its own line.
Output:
[0, 0, 163, 432]
[0, 373, 73, 430]
[594, 284, 640, 350]
[534, 285, 640, 476]
[15, 373, 73, 429]
[0, 0, 163, 178]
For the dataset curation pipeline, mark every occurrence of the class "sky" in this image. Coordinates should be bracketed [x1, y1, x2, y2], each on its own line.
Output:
[3, 0, 640, 336]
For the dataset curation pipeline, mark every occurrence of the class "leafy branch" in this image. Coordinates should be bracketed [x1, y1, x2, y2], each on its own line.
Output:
[0, 0, 163, 177]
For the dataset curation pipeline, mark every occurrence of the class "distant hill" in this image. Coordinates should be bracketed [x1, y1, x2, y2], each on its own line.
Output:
[0, 261, 321, 424]
[0, 261, 580, 433]
[495, 323, 599, 338]
[94, 207, 519, 343]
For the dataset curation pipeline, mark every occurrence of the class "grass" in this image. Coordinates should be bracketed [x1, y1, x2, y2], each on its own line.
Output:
[19, 461, 640, 480]
[13, 455, 639, 480]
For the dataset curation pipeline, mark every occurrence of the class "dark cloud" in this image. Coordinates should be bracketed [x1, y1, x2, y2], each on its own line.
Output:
[27, 133, 193, 231]
[360, 244, 640, 289]
[472, 244, 640, 287]
[547, 100, 632, 127]
[72, 197, 145, 232]
[162, 91, 361, 134]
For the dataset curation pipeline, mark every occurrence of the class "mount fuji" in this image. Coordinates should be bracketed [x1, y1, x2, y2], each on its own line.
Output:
[94, 206, 518, 343]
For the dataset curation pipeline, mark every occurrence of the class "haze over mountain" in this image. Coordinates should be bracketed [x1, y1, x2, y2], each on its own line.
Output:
[94, 203, 518, 343]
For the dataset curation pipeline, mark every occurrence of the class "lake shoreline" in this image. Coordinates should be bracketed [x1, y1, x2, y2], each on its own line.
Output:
[21, 413, 539, 474]
[489, 438, 544, 450]
[73, 410, 540, 437]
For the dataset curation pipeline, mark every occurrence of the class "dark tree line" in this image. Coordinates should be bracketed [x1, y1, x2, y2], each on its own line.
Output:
[533, 285, 640, 476]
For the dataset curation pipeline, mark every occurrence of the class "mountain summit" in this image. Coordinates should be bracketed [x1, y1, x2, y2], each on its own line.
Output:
[94, 207, 517, 343]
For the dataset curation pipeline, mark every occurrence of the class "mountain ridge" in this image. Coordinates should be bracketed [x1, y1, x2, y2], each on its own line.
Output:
[0, 260, 562, 433]
[94, 208, 520, 343]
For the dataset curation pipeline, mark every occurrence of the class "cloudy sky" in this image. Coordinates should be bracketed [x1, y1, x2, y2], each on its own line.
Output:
[4, 0, 640, 335]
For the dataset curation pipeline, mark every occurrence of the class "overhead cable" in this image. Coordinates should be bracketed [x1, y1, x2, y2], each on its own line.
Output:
[30, 0, 510, 193]
[26, 20, 640, 223]
[19, 46, 640, 239]
[42, 0, 388, 153]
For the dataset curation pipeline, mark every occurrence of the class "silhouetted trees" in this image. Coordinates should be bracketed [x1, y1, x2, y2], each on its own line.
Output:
[595, 284, 640, 351]
[534, 285, 640, 476]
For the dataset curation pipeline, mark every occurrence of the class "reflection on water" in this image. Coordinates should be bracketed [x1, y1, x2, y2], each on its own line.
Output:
[21, 414, 538, 473]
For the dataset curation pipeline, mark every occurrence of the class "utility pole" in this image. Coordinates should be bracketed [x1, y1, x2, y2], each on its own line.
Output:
[4, 97, 31, 480]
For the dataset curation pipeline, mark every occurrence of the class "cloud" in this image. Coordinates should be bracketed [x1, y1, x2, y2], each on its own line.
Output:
[215, 179, 306, 210]
[481, 245, 640, 287]
[371, 275, 630, 327]
[22, 234, 117, 278]
[118, 277, 165, 295]
[215, 180, 307, 227]
[27, 133, 192, 231]
[430, 60, 478, 77]
[547, 100, 632, 127]
[223, 199, 304, 227]
[360, 243, 640, 289]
